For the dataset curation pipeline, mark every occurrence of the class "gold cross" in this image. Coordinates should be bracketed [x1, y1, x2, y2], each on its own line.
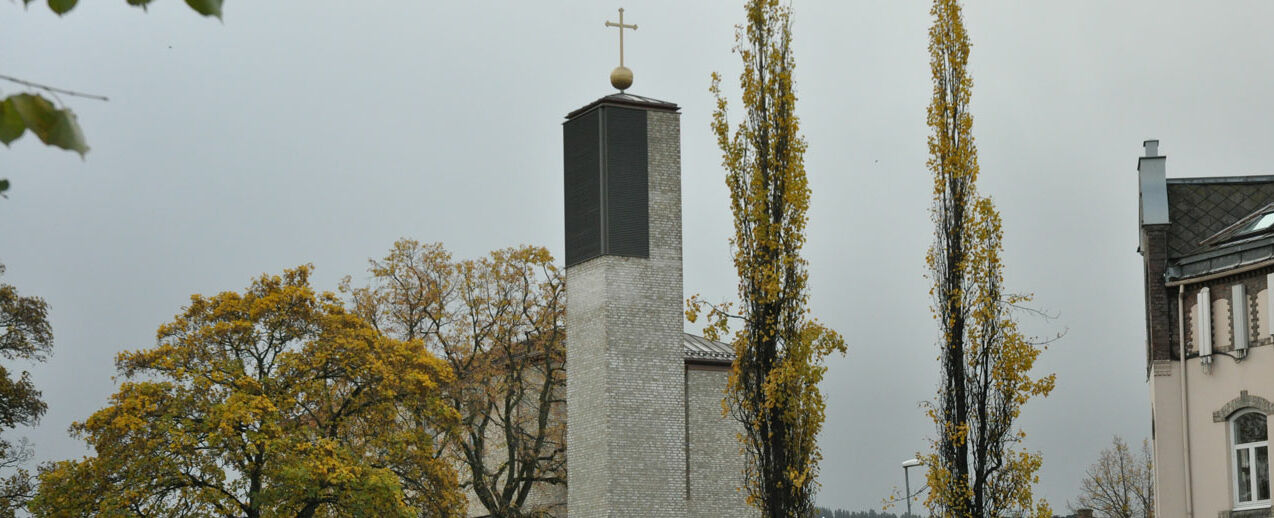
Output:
[604, 8, 637, 67]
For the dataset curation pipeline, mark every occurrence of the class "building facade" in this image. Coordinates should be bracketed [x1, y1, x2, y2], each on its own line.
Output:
[1139, 139, 1274, 517]
[557, 92, 753, 517]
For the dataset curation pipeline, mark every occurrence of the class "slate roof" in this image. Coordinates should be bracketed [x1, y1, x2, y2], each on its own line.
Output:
[682, 333, 735, 365]
[1164, 177, 1274, 281]
[1165, 176, 1274, 258]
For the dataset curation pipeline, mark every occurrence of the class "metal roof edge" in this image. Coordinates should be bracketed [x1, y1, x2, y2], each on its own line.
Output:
[565, 93, 680, 120]
[1166, 175, 1274, 185]
[1166, 257, 1274, 286]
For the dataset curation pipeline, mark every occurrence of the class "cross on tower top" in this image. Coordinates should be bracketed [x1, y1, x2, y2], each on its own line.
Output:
[604, 8, 637, 91]
[604, 8, 637, 66]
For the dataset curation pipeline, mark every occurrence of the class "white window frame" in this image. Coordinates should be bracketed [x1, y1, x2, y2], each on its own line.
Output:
[1231, 409, 1271, 510]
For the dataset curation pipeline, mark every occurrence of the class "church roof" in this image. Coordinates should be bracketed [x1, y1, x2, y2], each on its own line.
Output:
[683, 333, 735, 365]
[565, 92, 679, 119]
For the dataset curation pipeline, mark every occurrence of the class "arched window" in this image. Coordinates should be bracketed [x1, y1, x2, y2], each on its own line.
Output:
[1232, 409, 1270, 508]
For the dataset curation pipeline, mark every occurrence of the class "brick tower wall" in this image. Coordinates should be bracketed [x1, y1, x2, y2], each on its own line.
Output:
[565, 107, 687, 518]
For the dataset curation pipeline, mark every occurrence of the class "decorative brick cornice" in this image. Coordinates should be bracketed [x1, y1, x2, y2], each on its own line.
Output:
[1213, 390, 1274, 422]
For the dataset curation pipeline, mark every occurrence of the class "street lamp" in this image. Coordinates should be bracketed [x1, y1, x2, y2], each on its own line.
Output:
[901, 458, 922, 517]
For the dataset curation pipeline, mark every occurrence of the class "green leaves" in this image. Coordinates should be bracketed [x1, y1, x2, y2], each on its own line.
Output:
[47, 0, 76, 15]
[26, 0, 222, 18]
[0, 99, 25, 146]
[4, 0, 226, 199]
[1, 94, 88, 157]
[184, 0, 222, 19]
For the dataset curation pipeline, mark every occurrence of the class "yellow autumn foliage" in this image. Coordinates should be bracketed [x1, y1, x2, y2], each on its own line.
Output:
[696, 1, 846, 516]
[343, 240, 567, 518]
[29, 266, 464, 518]
[922, 1, 1054, 517]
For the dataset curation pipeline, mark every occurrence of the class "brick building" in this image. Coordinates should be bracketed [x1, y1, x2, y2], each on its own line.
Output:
[1138, 139, 1274, 517]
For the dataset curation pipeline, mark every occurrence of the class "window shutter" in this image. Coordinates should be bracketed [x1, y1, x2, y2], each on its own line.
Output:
[1199, 287, 1213, 356]
[1268, 273, 1274, 338]
[1234, 283, 1248, 351]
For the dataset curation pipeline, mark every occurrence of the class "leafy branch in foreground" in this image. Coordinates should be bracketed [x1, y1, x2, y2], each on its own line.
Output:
[18, 0, 222, 18]
[3, 0, 225, 196]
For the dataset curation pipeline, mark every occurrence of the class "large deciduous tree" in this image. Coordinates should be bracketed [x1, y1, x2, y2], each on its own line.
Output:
[1074, 436, 1153, 518]
[343, 240, 566, 518]
[696, 1, 845, 516]
[0, 264, 53, 517]
[30, 266, 464, 517]
[922, 1, 1054, 517]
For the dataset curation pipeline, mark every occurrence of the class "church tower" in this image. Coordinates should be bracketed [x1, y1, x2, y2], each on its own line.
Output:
[562, 89, 687, 517]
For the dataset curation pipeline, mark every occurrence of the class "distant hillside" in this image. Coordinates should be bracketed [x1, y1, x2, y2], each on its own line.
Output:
[811, 508, 915, 518]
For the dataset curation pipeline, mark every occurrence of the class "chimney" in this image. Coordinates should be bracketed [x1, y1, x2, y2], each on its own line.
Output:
[1137, 139, 1176, 367]
[1138, 138, 1169, 226]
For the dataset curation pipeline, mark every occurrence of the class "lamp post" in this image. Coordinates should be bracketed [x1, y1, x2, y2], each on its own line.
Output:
[901, 458, 922, 517]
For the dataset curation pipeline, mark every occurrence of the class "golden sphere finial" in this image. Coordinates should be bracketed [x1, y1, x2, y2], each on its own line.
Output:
[610, 66, 633, 91]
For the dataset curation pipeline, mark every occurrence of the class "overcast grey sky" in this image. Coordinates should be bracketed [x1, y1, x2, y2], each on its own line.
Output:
[4, 0, 1273, 512]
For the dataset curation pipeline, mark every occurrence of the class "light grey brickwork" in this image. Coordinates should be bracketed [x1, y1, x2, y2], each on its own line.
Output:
[565, 102, 687, 518]
[686, 365, 756, 517]
[562, 95, 754, 517]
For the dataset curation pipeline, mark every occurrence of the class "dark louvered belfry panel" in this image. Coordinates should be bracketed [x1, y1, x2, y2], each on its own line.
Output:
[563, 105, 650, 267]
[603, 107, 649, 258]
[564, 110, 602, 266]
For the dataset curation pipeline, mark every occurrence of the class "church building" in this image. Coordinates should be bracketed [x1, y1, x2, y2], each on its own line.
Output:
[461, 11, 756, 515]
[559, 89, 755, 517]
[463, 86, 755, 517]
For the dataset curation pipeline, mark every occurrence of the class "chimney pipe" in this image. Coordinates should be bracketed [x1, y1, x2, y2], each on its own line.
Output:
[1139, 138, 1169, 225]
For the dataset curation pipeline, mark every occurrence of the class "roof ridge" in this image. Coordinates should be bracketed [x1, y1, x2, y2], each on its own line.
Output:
[1167, 175, 1274, 185]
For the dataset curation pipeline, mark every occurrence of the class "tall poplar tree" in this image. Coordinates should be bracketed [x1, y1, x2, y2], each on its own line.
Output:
[922, 1, 1054, 517]
[696, 1, 845, 516]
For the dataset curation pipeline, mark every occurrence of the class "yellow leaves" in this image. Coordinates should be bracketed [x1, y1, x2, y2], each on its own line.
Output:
[346, 239, 564, 516]
[33, 266, 463, 517]
[1075, 436, 1153, 517]
[924, 1, 1054, 516]
[711, 2, 844, 514]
